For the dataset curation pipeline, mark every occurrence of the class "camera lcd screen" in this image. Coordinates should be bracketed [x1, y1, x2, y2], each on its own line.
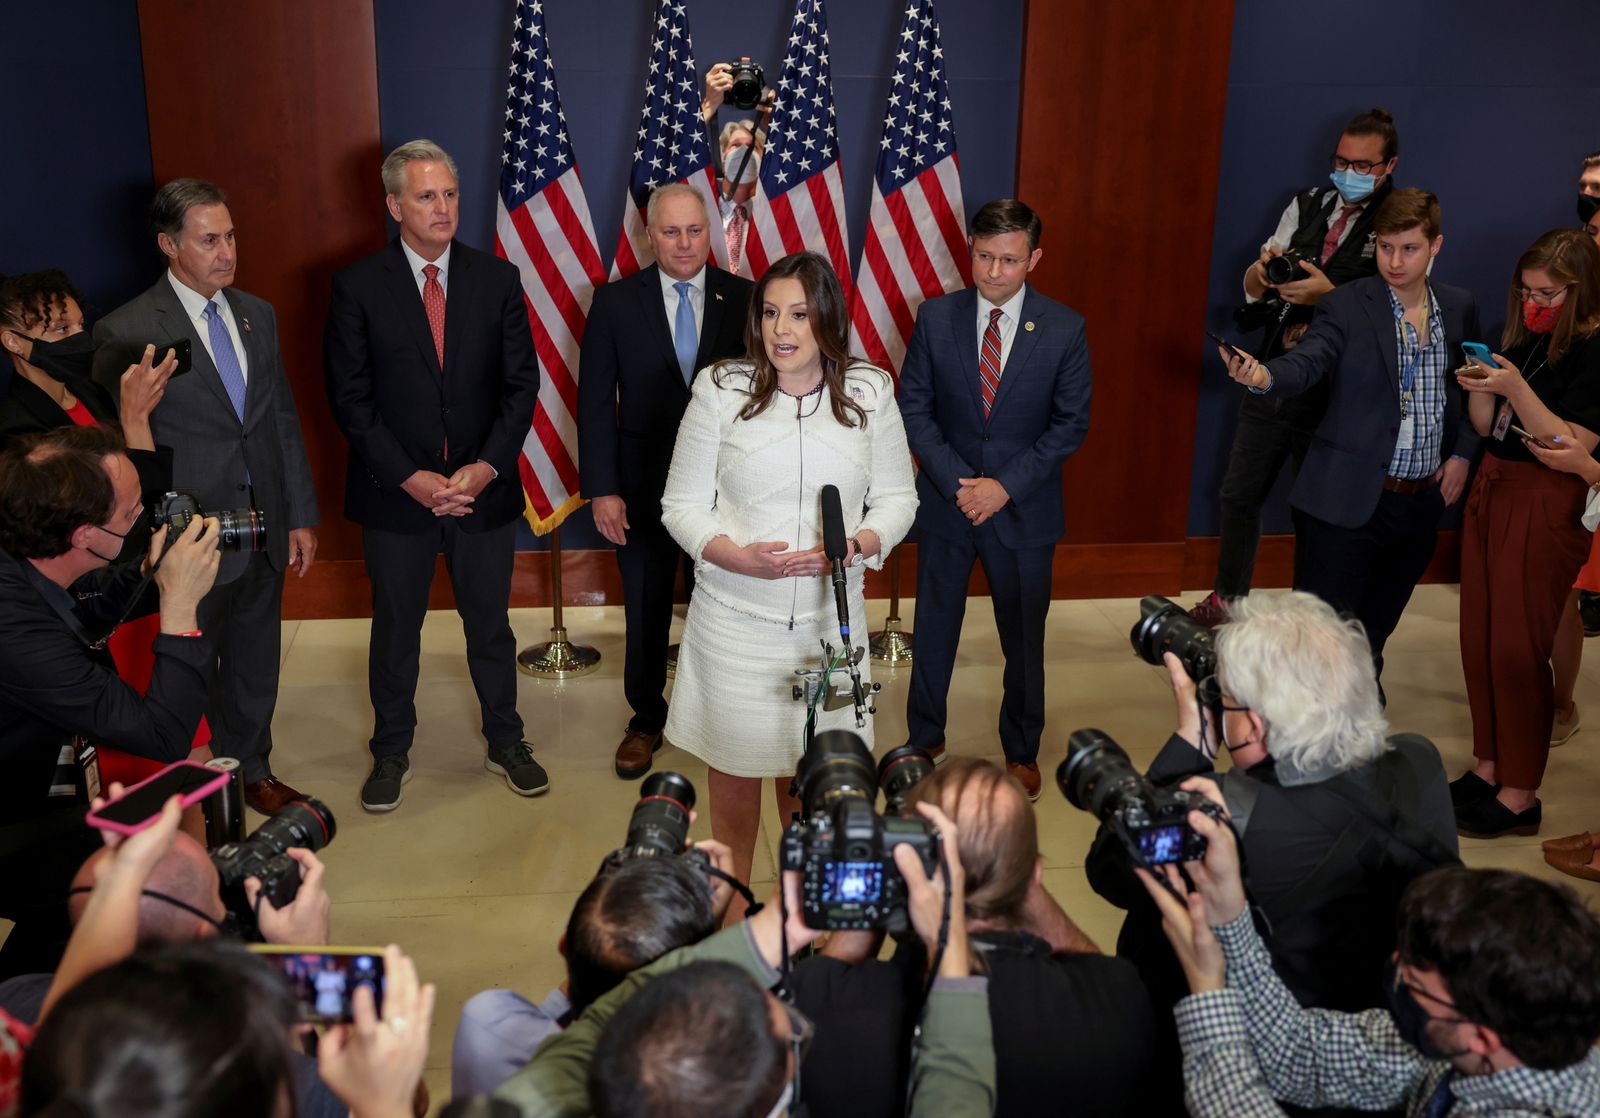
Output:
[1138, 824, 1188, 866]
[251, 947, 385, 1024]
[822, 861, 883, 904]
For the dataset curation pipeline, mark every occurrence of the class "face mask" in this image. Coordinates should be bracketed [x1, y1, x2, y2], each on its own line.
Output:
[1579, 193, 1600, 225]
[1330, 168, 1378, 203]
[86, 506, 151, 565]
[1384, 959, 1472, 1061]
[724, 147, 761, 186]
[19, 331, 98, 384]
[1523, 299, 1562, 334]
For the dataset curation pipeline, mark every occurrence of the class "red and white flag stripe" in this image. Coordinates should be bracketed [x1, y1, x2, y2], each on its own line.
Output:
[742, 161, 852, 297]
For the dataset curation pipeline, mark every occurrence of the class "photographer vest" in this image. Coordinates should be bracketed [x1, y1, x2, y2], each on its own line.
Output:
[1264, 178, 1393, 360]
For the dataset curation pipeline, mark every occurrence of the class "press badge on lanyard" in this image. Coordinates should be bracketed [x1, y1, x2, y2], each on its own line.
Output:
[1491, 401, 1514, 442]
[77, 737, 102, 802]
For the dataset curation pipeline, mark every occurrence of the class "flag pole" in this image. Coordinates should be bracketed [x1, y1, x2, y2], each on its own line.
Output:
[869, 549, 913, 665]
[517, 526, 601, 678]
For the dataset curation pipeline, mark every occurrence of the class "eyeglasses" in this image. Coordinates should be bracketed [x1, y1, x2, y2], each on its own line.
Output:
[1330, 154, 1387, 175]
[1518, 284, 1574, 307]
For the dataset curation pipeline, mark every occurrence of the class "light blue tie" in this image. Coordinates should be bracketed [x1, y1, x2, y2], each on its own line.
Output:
[673, 281, 698, 384]
[203, 300, 247, 422]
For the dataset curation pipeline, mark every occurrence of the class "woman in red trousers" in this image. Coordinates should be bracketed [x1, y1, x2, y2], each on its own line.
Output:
[1452, 229, 1600, 838]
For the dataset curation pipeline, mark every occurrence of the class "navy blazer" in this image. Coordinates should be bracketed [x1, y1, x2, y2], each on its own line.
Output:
[576, 264, 752, 519]
[899, 286, 1092, 549]
[1265, 274, 1482, 530]
[323, 239, 541, 534]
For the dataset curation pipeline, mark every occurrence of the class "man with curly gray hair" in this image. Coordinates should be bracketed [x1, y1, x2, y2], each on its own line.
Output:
[1087, 590, 1458, 1018]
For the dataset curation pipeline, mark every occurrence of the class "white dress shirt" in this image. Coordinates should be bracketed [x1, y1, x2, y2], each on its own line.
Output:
[976, 285, 1028, 373]
[659, 265, 707, 347]
[400, 238, 452, 298]
[167, 271, 250, 383]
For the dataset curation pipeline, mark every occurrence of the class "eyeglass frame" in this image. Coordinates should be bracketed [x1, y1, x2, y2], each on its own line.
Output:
[1517, 283, 1574, 307]
[1329, 154, 1390, 175]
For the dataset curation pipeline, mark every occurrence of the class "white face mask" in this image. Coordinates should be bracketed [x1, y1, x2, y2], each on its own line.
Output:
[759, 1077, 794, 1118]
[724, 146, 761, 186]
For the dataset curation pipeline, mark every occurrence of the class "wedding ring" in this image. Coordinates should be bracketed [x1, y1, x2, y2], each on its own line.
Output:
[388, 1016, 410, 1034]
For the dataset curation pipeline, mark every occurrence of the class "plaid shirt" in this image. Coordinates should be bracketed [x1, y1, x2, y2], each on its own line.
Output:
[1387, 283, 1449, 480]
[1173, 912, 1600, 1117]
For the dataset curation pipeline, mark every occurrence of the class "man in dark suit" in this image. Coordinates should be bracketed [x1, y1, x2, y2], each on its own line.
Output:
[1224, 188, 1480, 674]
[324, 140, 542, 813]
[900, 198, 1093, 800]
[93, 179, 319, 815]
[578, 183, 752, 779]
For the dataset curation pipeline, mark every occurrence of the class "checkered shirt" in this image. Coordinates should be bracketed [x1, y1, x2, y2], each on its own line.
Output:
[1386, 283, 1449, 480]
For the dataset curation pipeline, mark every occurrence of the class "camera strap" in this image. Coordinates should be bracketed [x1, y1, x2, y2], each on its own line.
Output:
[707, 864, 762, 916]
[902, 847, 952, 1118]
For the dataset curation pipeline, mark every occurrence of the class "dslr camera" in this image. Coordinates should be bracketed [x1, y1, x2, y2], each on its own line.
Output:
[602, 772, 702, 869]
[155, 490, 266, 553]
[723, 57, 767, 111]
[780, 732, 938, 932]
[1058, 729, 1227, 869]
[1130, 594, 1218, 696]
[1263, 249, 1313, 287]
[212, 798, 336, 938]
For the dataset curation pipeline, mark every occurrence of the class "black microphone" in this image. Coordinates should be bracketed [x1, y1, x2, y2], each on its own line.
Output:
[819, 484, 851, 642]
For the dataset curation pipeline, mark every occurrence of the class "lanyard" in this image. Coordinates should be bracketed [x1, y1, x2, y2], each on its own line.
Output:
[1397, 292, 1431, 418]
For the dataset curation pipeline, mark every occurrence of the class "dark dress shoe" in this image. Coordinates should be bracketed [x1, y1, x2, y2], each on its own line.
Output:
[1188, 592, 1229, 629]
[1455, 795, 1541, 839]
[1006, 761, 1042, 802]
[1448, 771, 1499, 809]
[615, 729, 663, 779]
[244, 776, 307, 815]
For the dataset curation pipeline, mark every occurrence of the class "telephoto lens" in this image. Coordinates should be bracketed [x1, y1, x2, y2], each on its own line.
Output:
[876, 745, 934, 815]
[795, 730, 878, 816]
[1129, 595, 1219, 684]
[154, 490, 267, 553]
[211, 798, 337, 936]
[620, 772, 697, 860]
[1056, 729, 1146, 822]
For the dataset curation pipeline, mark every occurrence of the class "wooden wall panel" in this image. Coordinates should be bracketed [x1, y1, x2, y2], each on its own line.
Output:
[1016, 0, 1235, 551]
[136, 0, 387, 619]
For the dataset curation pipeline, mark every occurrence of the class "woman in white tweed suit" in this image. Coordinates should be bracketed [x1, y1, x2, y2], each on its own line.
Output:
[661, 251, 918, 903]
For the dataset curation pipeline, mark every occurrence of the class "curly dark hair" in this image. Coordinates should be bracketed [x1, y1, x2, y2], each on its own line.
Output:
[0, 269, 88, 334]
[0, 426, 125, 559]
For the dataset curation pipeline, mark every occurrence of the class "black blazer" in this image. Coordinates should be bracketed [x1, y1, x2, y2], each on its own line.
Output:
[899, 285, 1093, 549]
[576, 264, 752, 519]
[0, 373, 173, 500]
[1266, 275, 1482, 529]
[324, 239, 541, 534]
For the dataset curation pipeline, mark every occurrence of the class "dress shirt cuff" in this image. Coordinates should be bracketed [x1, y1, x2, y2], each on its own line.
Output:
[1449, 454, 1470, 465]
[1247, 370, 1274, 395]
[477, 459, 499, 481]
[930, 976, 988, 995]
[1175, 988, 1249, 1050]
[1213, 909, 1270, 976]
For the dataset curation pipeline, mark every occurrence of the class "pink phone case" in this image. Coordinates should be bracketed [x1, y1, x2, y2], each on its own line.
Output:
[83, 760, 230, 836]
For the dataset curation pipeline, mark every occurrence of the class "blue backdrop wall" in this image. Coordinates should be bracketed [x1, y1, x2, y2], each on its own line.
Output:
[1187, 0, 1600, 543]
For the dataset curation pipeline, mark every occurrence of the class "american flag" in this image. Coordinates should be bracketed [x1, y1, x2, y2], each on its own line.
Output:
[493, 0, 607, 535]
[610, 0, 728, 278]
[743, 0, 851, 292]
[848, 0, 969, 374]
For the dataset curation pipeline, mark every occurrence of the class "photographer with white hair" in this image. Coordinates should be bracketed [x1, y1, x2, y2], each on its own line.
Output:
[1087, 591, 1459, 1019]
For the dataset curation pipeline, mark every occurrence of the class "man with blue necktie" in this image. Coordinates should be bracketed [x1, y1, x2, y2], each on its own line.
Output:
[93, 178, 319, 815]
[899, 198, 1092, 799]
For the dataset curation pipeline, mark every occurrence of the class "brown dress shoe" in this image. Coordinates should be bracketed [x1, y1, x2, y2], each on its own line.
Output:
[1542, 830, 1596, 856]
[244, 776, 306, 815]
[1188, 592, 1229, 629]
[615, 729, 663, 779]
[1006, 761, 1042, 802]
[1549, 853, 1600, 882]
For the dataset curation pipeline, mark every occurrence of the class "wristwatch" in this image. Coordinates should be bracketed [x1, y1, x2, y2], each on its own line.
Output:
[848, 535, 866, 567]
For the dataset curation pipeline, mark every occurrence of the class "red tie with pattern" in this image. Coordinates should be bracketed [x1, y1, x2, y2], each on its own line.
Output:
[979, 307, 1004, 417]
[728, 205, 747, 274]
[1321, 204, 1357, 264]
[422, 263, 446, 368]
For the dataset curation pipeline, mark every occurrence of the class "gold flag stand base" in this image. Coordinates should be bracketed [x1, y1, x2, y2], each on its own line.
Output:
[869, 550, 913, 665]
[516, 526, 602, 679]
[665, 642, 679, 679]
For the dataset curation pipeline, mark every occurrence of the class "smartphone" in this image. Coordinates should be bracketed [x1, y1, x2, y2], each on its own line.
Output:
[249, 946, 387, 1024]
[1460, 342, 1495, 378]
[145, 337, 193, 377]
[83, 760, 230, 836]
[1204, 328, 1249, 358]
[1509, 424, 1550, 449]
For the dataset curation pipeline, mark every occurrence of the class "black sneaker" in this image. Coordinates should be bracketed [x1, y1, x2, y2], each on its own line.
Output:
[487, 740, 550, 797]
[1581, 591, 1600, 638]
[361, 756, 412, 813]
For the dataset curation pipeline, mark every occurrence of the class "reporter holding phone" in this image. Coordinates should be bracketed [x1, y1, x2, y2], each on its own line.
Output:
[0, 425, 219, 980]
[1452, 229, 1600, 839]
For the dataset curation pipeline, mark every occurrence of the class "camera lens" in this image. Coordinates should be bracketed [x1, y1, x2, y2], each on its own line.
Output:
[728, 57, 765, 111]
[622, 771, 696, 859]
[1056, 729, 1145, 821]
[254, 797, 337, 854]
[214, 508, 267, 553]
[1129, 595, 1218, 683]
[1264, 253, 1304, 286]
[796, 730, 877, 817]
[876, 745, 933, 814]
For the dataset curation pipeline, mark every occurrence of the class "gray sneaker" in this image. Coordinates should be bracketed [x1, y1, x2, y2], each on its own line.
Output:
[486, 740, 550, 797]
[361, 755, 412, 813]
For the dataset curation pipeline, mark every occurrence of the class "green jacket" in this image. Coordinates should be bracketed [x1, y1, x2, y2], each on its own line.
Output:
[494, 920, 996, 1116]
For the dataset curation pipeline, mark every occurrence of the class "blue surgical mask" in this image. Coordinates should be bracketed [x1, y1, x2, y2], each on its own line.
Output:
[1330, 168, 1378, 203]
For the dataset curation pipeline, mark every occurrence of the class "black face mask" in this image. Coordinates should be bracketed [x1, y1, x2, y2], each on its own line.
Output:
[23, 332, 98, 386]
[1384, 959, 1472, 1062]
[1579, 193, 1600, 225]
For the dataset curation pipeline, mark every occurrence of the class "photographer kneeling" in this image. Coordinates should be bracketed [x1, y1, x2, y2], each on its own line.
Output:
[1086, 591, 1458, 1015]
[0, 424, 219, 979]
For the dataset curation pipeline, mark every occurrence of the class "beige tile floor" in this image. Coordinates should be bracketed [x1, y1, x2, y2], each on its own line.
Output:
[16, 583, 1600, 1110]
